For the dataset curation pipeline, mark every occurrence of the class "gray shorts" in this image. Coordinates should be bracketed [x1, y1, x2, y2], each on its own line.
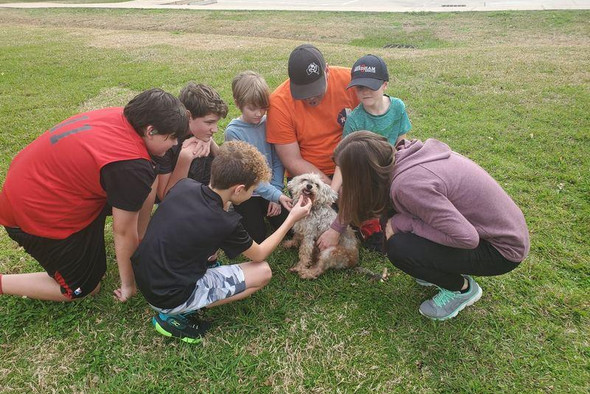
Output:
[153, 264, 246, 315]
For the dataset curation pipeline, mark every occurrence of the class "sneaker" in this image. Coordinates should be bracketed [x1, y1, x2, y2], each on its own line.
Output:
[152, 312, 210, 343]
[180, 310, 208, 326]
[419, 276, 482, 321]
[207, 260, 221, 269]
[415, 278, 435, 287]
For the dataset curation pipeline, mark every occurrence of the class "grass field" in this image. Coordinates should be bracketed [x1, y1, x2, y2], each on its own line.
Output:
[0, 8, 588, 393]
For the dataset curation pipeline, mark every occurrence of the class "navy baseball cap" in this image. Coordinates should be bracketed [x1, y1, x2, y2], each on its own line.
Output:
[288, 44, 327, 100]
[347, 54, 389, 90]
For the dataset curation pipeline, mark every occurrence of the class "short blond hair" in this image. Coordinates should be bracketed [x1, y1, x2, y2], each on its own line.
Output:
[232, 71, 270, 110]
[211, 141, 271, 189]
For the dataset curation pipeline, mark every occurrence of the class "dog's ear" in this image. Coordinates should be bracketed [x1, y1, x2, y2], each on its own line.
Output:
[286, 178, 294, 194]
[316, 181, 337, 205]
[328, 186, 338, 205]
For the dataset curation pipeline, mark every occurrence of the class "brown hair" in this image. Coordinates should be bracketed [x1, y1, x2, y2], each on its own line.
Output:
[334, 131, 395, 226]
[232, 71, 270, 110]
[210, 141, 271, 189]
[179, 82, 228, 119]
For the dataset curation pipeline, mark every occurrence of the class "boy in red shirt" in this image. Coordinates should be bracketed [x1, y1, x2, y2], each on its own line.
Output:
[0, 89, 188, 302]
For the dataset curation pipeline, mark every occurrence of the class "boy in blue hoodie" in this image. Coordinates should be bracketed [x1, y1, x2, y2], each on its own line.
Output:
[225, 71, 292, 243]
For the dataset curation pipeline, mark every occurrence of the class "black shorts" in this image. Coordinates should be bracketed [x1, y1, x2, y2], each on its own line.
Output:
[5, 210, 108, 299]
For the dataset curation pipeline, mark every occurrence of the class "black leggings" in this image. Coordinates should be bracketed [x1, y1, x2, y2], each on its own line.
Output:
[234, 196, 288, 244]
[386, 232, 520, 291]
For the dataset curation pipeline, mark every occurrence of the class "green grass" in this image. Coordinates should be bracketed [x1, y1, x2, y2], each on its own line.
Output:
[0, 8, 589, 393]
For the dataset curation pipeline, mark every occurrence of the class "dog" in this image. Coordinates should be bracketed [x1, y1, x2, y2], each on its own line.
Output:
[283, 173, 359, 279]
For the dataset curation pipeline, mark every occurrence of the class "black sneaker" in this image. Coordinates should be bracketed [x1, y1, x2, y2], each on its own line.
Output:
[180, 310, 209, 326]
[362, 231, 386, 254]
[152, 313, 210, 343]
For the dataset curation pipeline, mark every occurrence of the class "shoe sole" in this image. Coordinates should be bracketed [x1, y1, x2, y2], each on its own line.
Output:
[419, 286, 483, 321]
[152, 317, 202, 344]
[416, 280, 435, 287]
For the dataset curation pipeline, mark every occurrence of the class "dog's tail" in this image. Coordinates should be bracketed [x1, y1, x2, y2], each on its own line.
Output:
[353, 266, 389, 282]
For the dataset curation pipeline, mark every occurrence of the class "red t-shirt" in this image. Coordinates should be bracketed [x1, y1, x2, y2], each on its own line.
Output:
[0, 107, 151, 239]
[266, 66, 359, 176]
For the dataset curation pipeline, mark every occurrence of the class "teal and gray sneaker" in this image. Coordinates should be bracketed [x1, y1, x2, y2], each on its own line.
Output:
[415, 278, 435, 287]
[152, 312, 210, 343]
[419, 276, 482, 321]
[207, 259, 221, 269]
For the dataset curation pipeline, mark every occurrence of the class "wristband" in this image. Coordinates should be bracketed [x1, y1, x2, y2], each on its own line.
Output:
[330, 218, 347, 234]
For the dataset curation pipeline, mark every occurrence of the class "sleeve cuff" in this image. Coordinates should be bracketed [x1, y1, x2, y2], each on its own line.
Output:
[391, 213, 412, 233]
[330, 218, 347, 234]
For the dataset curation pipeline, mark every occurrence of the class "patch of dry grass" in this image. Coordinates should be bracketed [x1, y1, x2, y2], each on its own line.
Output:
[79, 86, 139, 111]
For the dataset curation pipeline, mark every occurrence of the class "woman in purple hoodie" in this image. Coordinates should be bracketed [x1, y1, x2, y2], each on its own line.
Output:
[323, 131, 530, 321]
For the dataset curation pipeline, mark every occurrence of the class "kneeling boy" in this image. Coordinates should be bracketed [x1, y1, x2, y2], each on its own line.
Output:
[132, 141, 311, 343]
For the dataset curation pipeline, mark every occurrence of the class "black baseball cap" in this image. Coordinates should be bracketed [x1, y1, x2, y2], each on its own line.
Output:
[288, 44, 327, 100]
[347, 54, 389, 91]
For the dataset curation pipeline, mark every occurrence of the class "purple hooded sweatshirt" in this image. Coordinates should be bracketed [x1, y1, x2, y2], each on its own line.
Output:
[389, 139, 530, 263]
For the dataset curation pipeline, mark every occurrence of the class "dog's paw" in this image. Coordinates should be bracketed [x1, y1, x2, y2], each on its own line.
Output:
[282, 240, 297, 249]
[289, 265, 301, 273]
[298, 269, 319, 280]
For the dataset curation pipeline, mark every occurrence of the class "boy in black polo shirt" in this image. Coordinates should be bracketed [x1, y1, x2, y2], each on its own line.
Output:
[132, 141, 311, 343]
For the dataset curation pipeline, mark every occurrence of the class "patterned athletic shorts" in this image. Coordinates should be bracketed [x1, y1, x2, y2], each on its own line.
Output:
[152, 264, 246, 315]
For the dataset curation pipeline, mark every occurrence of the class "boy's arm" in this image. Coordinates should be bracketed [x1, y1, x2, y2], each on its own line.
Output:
[253, 181, 282, 203]
[137, 178, 158, 241]
[275, 142, 332, 185]
[242, 196, 311, 262]
[396, 98, 411, 142]
[111, 207, 140, 302]
[156, 173, 170, 201]
[163, 138, 208, 196]
[330, 166, 343, 195]
[209, 139, 220, 157]
[269, 144, 286, 193]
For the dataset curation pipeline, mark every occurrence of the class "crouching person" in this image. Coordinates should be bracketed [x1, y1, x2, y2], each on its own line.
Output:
[132, 141, 311, 343]
[0, 88, 187, 303]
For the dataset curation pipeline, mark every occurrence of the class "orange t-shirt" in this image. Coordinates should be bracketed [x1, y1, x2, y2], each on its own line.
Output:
[266, 66, 359, 176]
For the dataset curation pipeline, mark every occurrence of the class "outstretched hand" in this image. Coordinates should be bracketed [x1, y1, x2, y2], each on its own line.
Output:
[289, 195, 312, 222]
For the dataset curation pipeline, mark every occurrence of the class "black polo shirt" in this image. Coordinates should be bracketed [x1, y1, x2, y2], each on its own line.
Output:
[132, 179, 253, 309]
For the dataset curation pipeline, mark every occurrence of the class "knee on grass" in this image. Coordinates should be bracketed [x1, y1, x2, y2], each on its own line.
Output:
[244, 261, 272, 288]
[258, 262, 272, 286]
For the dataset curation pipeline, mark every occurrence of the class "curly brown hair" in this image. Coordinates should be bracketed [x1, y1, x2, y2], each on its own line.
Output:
[211, 141, 271, 190]
[335, 131, 395, 227]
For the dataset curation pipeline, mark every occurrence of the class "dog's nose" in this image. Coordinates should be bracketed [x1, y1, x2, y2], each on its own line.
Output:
[305, 184, 313, 190]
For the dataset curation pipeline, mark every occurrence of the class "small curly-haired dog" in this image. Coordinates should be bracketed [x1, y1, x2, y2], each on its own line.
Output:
[283, 173, 359, 279]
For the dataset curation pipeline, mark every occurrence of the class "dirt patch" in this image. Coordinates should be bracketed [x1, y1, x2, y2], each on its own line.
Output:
[77, 28, 282, 50]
